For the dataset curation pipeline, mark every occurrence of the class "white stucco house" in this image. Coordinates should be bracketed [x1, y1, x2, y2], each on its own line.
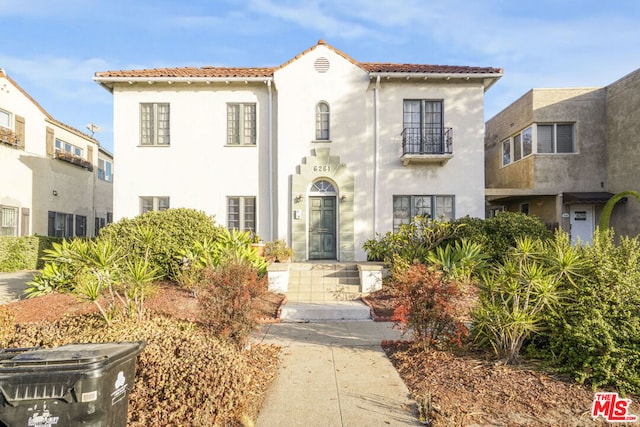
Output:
[94, 40, 501, 261]
[0, 69, 113, 238]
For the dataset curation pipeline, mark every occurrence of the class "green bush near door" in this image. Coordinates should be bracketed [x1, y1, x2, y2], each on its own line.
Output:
[0, 236, 61, 272]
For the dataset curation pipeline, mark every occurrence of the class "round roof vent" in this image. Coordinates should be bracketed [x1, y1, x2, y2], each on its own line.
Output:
[314, 57, 330, 73]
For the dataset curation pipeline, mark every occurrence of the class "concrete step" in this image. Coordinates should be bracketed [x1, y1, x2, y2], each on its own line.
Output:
[280, 301, 371, 322]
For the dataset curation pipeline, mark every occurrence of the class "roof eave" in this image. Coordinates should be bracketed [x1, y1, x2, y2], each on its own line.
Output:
[369, 72, 502, 90]
[93, 75, 274, 90]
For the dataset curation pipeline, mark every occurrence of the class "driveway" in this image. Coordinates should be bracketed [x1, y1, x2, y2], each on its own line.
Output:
[0, 271, 36, 304]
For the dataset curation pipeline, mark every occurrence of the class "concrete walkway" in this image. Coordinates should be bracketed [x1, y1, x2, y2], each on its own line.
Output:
[252, 321, 420, 427]
[0, 271, 35, 304]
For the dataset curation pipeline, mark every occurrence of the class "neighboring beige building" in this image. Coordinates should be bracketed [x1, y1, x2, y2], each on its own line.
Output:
[0, 69, 113, 237]
[95, 40, 502, 261]
[485, 68, 640, 243]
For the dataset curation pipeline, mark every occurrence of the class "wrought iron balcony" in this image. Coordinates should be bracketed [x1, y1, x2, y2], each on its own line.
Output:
[401, 127, 453, 165]
[0, 127, 20, 147]
[54, 150, 93, 171]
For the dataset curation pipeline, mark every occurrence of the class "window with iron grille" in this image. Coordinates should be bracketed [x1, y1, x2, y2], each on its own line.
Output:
[402, 100, 445, 154]
[140, 103, 170, 146]
[1, 206, 18, 236]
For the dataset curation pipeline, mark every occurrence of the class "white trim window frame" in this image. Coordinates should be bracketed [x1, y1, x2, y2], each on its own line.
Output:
[55, 139, 83, 158]
[98, 158, 113, 182]
[227, 103, 256, 145]
[0, 108, 12, 130]
[140, 196, 170, 214]
[392, 195, 455, 233]
[315, 101, 330, 141]
[1, 206, 18, 236]
[227, 196, 256, 232]
[140, 103, 170, 146]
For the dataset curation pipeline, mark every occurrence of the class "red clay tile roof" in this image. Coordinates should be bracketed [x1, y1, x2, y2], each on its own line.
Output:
[95, 66, 275, 78]
[95, 41, 502, 79]
[361, 63, 502, 74]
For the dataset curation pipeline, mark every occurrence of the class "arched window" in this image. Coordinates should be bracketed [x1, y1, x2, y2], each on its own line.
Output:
[310, 180, 336, 194]
[315, 102, 330, 140]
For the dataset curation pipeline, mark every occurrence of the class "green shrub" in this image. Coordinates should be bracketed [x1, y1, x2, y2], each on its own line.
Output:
[547, 230, 640, 394]
[0, 236, 60, 272]
[264, 239, 294, 263]
[426, 239, 488, 283]
[362, 217, 462, 266]
[452, 212, 552, 262]
[472, 234, 583, 364]
[98, 208, 221, 280]
[392, 263, 477, 349]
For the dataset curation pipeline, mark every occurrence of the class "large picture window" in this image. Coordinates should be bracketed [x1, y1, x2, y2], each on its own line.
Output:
[393, 195, 454, 232]
[140, 103, 170, 146]
[227, 103, 256, 145]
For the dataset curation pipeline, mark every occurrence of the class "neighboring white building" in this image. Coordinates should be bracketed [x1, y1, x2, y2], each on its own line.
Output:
[0, 69, 113, 238]
[95, 40, 501, 261]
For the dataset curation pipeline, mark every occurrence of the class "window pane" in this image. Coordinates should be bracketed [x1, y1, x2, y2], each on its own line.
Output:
[412, 196, 432, 219]
[141, 198, 153, 214]
[243, 104, 256, 145]
[158, 197, 170, 211]
[228, 197, 240, 230]
[513, 134, 522, 161]
[502, 139, 511, 165]
[156, 104, 170, 145]
[243, 197, 256, 232]
[556, 124, 574, 153]
[393, 196, 411, 232]
[140, 104, 154, 145]
[0, 110, 10, 129]
[316, 102, 330, 140]
[522, 127, 532, 157]
[537, 125, 553, 153]
[227, 105, 239, 144]
[435, 196, 454, 220]
[1, 207, 17, 236]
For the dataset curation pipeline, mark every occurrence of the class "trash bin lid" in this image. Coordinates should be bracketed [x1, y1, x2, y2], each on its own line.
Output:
[0, 342, 145, 371]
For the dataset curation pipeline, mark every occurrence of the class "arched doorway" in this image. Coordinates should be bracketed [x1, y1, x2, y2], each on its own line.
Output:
[308, 179, 337, 259]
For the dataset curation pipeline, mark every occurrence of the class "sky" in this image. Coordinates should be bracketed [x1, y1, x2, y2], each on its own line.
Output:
[2, 0, 639, 153]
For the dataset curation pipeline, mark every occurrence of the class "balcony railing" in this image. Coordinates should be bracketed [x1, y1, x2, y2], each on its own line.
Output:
[401, 127, 453, 155]
[400, 127, 453, 165]
[54, 150, 93, 171]
[0, 127, 20, 147]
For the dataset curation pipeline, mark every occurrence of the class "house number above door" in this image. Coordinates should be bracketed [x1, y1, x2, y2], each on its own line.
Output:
[313, 165, 331, 172]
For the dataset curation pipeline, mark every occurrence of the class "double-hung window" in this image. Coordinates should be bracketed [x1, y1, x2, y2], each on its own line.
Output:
[140, 197, 170, 214]
[315, 102, 330, 140]
[1, 206, 18, 236]
[140, 103, 170, 146]
[393, 195, 454, 232]
[227, 103, 256, 145]
[227, 196, 256, 232]
[403, 100, 445, 154]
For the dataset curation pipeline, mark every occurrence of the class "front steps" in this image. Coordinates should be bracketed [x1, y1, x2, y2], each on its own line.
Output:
[280, 263, 371, 322]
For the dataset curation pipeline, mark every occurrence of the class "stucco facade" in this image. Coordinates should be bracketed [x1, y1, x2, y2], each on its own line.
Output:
[96, 41, 501, 261]
[0, 70, 113, 237]
[485, 68, 640, 242]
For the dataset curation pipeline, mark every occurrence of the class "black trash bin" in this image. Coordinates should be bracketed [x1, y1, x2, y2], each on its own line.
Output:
[0, 341, 145, 427]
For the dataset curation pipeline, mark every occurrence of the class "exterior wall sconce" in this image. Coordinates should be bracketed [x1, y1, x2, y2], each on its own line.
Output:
[340, 195, 347, 202]
[52, 190, 58, 196]
[294, 195, 303, 203]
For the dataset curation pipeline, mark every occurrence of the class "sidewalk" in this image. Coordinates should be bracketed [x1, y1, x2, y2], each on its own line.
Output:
[252, 321, 420, 426]
[0, 271, 35, 304]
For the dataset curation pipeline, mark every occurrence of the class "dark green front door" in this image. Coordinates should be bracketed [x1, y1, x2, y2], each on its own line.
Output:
[309, 196, 336, 259]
